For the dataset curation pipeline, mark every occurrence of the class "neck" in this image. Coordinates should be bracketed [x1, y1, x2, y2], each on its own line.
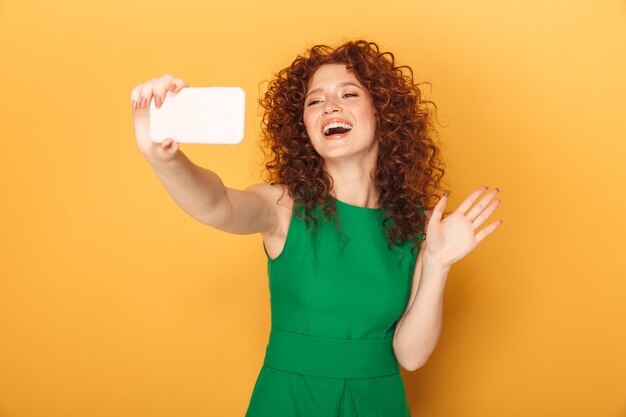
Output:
[324, 158, 380, 209]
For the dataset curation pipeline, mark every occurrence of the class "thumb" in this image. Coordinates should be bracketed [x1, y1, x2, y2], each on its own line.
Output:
[153, 138, 179, 161]
[431, 192, 448, 223]
[161, 138, 179, 154]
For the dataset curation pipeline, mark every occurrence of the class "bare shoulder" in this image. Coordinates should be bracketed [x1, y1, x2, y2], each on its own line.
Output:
[243, 183, 294, 210]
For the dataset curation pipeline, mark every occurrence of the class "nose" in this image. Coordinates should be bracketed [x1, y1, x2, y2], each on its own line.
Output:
[323, 97, 341, 114]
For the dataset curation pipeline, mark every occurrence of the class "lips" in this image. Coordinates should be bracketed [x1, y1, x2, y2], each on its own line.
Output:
[324, 132, 350, 140]
[321, 118, 353, 138]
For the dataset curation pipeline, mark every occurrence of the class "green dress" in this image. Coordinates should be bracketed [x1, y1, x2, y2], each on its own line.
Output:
[245, 197, 423, 417]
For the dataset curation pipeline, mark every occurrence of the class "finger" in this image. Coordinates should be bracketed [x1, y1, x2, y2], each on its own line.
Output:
[139, 78, 158, 109]
[161, 137, 179, 154]
[168, 78, 188, 93]
[130, 84, 143, 111]
[471, 198, 501, 230]
[467, 187, 500, 223]
[430, 193, 448, 224]
[455, 185, 489, 215]
[475, 219, 503, 244]
[153, 74, 175, 108]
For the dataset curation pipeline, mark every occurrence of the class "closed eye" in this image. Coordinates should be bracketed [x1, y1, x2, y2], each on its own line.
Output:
[306, 93, 358, 107]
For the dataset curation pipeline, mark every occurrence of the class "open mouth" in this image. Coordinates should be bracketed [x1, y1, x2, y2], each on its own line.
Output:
[322, 122, 353, 139]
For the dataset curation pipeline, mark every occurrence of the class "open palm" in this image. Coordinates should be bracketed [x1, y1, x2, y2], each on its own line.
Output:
[424, 186, 503, 269]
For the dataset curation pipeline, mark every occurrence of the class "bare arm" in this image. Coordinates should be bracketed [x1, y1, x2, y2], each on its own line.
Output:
[393, 208, 450, 371]
[144, 151, 280, 235]
[392, 186, 502, 371]
[392, 248, 450, 372]
[132, 74, 280, 236]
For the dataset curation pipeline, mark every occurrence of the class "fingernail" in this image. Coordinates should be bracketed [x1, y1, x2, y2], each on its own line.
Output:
[155, 96, 162, 107]
[141, 97, 146, 108]
[168, 84, 176, 92]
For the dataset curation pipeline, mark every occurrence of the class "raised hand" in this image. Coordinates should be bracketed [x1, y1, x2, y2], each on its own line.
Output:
[423, 186, 503, 269]
[130, 73, 188, 161]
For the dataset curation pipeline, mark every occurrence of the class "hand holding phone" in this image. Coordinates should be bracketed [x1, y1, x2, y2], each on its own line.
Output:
[131, 75, 246, 162]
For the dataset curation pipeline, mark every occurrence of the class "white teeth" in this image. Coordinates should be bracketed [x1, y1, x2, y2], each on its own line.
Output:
[323, 122, 353, 135]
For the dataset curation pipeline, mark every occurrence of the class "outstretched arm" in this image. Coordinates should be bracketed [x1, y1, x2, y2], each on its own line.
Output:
[146, 149, 281, 235]
[131, 74, 281, 237]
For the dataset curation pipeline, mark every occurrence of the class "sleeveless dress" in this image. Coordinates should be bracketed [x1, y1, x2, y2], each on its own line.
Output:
[245, 197, 424, 417]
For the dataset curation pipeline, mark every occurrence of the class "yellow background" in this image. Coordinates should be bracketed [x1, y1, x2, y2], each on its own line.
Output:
[1, 0, 625, 416]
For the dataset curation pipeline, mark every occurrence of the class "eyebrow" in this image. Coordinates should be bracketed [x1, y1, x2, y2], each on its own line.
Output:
[305, 82, 365, 99]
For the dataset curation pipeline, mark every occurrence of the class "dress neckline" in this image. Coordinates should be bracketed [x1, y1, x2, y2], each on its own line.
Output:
[331, 196, 382, 211]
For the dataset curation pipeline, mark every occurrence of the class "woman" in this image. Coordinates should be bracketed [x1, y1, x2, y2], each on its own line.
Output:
[130, 40, 502, 416]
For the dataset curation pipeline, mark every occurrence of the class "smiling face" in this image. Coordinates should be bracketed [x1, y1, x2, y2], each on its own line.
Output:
[303, 64, 378, 164]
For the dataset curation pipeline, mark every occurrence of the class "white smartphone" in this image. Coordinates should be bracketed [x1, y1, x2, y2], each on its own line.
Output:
[149, 87, 246, 144]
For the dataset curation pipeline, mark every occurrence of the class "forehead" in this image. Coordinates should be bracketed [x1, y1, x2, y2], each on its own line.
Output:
[306, 63, 363, 90]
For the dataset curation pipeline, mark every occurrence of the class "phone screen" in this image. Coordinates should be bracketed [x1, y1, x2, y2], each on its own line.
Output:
[149, 87, 246, 144]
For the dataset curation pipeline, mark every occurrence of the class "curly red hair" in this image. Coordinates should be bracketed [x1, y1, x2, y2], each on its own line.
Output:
[258, 40, 450, 254]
